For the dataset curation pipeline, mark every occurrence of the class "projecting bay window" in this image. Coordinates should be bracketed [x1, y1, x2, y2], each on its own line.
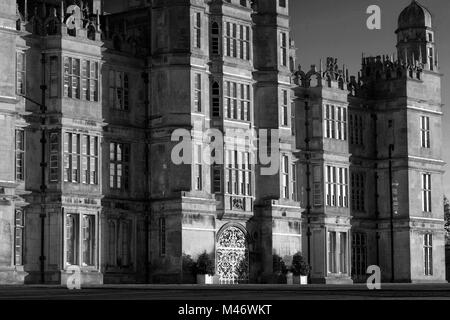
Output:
[325, 104, 347, 140]
[225, 150, 252, 197]
[15, 129, 25, 181]
[424, 233, 433, 276]
[224, 81, 251, 121]
[109, 70, 129, 111]
[422, 173, 432, 213]
[64, 133, 98, 184]
[16, 51, 25, 95]
[66, 213, 97, 267]
[420, 116, 430, 148]
[64, 57, 99, 101]
[328, 231, 348, 274]
[110, 142, 130, 191]
[325, 165, 348, 208]
[224, 22, 251, 61]
[14, 210, 24, 266]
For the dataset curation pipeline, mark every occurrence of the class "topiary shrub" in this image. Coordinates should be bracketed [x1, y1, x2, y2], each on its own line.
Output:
[290, 252, 311, 276]
[195, 251, 215, 276]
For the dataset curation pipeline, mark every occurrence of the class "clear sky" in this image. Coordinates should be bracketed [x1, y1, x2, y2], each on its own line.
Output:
[290, 0, 450, 196]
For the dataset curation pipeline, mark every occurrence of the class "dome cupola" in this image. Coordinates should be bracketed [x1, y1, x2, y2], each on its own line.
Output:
[398, 0, 432, 31]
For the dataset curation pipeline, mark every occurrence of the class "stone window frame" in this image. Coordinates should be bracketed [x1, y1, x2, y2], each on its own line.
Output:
[325, 165, 349, 208]
[324, 104, 347, 141]
[109, 142, 130, 191]
[421, 172, 432, 213]
[423, 233, 433, 276]
[64, 211, 98, 269]
[224, 80, 251, 121]
[193, 73, 202, 113]
[225, 150, 252, 197]
[280, 89, 289, 127]
[279, 31, 288, 67]
[193, 11, 201, 49]
[224, 20, 251, 61]
[420, 115, 431, 149]
[16, 51, 26, 95]
[64, 132, 99, 185]
[15, 129, 25, 182]
[109, 69, 130, 111]
[14, 209, 25, 266]
[351, 232, 367, 279]
[64, 56, 99, 102]
[351, 171, 365, 212]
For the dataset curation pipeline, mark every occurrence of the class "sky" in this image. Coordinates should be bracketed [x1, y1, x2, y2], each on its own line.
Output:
[290, 0, 450, 196]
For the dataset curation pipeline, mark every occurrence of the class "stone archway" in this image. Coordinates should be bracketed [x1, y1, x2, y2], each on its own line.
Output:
[216, 225, 249, 284]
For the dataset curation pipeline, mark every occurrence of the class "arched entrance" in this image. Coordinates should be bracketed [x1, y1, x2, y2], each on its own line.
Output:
[216, 225, 249, 284]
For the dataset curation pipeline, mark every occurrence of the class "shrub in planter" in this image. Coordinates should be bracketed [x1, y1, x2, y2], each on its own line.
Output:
[195, 252, 215, 284]
[290, 252, 311, 285]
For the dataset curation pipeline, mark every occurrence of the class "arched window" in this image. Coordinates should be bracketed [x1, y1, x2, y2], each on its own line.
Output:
[211, 22, 220, 55]
[212, 81, 220, 117]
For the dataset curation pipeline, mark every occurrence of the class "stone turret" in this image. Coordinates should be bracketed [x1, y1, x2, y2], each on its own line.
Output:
[396, 0, 438, 71]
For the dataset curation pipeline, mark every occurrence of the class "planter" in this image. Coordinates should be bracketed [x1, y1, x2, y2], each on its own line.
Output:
[293, 275, 308, 285]
[196, 274, 214, 285]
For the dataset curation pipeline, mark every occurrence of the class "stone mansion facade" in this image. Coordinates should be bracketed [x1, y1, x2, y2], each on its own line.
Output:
[0, 0, 446, 285]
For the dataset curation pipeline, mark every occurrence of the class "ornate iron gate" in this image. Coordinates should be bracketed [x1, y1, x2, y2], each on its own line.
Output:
[216, 226, 249, 284]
